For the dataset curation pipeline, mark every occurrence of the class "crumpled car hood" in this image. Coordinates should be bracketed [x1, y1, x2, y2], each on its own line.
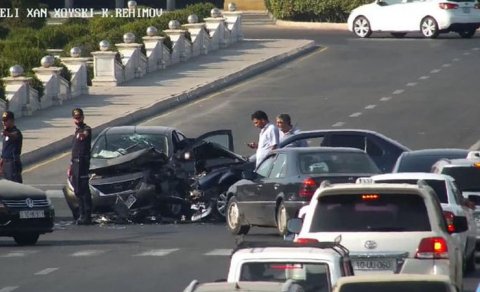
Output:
[90, 147, 168, 175]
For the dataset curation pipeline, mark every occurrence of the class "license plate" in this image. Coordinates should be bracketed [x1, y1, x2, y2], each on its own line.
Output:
[125, 194, 137, 209]
[463, 7, 470, 13]
[353, 259, 394, 271]
[19, 210, 45, 219]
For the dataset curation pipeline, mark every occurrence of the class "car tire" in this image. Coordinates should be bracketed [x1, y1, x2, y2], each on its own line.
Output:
[465, 250, 476, 274]
[276, 202, 289, 236]
[391, 32, 407, 38]
[420, 17, 439, 38]
[458, 29, 475, 39]
[13, 233, 40, 246]
[226, 196, 250, 235]
[353, 16, 372, 38]
[212, 191, 228, 222]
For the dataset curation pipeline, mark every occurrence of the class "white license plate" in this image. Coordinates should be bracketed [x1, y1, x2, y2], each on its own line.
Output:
[463, 7, 470, 13]
[19, 210, 45, 219]
[125, 195, 137, 209]
[353, 259, 395, 271]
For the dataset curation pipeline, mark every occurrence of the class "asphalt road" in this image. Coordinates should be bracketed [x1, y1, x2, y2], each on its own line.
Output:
[3, 26, 480, 291]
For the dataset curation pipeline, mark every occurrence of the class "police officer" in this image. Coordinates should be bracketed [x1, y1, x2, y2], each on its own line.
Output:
[68, 108, 92, 225]
[0, 111, 23, 183]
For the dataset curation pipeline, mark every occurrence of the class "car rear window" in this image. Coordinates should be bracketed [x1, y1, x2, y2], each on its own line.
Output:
[299, 152, 379, 175]
[310, 194, 431, 232]
[338, 281, 452, 292]
[441, 166, 480, 192]
[374, 179, 448, 203]
[240, 262, 330, 292]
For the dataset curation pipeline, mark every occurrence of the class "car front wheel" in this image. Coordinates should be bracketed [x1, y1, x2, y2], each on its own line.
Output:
[276, 202, 289, 236]
[14, 233, 40, 246]
[226, 196, 250, 235]
[420, 17, 439, 38]
[353, 16, 372, 38]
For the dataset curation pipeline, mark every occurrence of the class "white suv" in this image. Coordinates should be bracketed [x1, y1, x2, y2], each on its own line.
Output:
[287, 182, 468, 290]
[369, 172, 477, 273]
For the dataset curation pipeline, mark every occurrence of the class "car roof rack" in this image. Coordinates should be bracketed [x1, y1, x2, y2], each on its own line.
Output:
[183, 279, 304, 292]
[233, 238, 350, 258]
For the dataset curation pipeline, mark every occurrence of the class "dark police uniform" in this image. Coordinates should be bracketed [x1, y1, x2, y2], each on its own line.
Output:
[1, 115, 23, 183]
[70, 115, 92, 224]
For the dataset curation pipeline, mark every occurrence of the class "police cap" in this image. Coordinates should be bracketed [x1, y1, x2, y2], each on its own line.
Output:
[72, 108, 84, 118]
[2, 111, 14, 121]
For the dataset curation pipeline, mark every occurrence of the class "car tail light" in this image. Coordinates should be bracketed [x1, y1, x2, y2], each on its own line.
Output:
[443, 211, 455, 233]
[439, 2, 458, 9]
[299, 178, 317, 199]
[415, 237, 449, 259]
[295, 237, 319, 244]
[361, 194, 380, 201]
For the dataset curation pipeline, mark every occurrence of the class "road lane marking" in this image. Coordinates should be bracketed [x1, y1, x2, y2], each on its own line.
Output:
[430, 69, 441, 73]
[45, 190, 64, 198]
[0, 287, 18, 292]
[392, 89, 404, 95]
[452, 58, 460, 62]
[35, 268, 58, 275]
[134, 249, 179, 256]
[463, 52, 471, 56]
[442, 63, 451, 67]
[406, 82, 417, 87]
[419, 76, 430, 80]
[71, 250, 106, 257]
[365, 105, 376, 110]
[380, 97, 392, 102]
[0, 251, 36, 257]
[23, 152, 70, 173]
[349, 112, 362, 118]
[204, 249, 232, 256]
[331, 122, 345, 127]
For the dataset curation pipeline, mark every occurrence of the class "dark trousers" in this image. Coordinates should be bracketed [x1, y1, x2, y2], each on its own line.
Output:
[72, 160, 91, 221]
[3, 158, 23, 183]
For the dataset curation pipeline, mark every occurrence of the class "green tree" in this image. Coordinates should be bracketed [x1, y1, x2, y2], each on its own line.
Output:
[0, 0, 47, 29]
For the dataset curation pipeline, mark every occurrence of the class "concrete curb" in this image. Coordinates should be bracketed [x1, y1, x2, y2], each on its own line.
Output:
[21, 39, 317, 167]
[276, 20, 348, 30]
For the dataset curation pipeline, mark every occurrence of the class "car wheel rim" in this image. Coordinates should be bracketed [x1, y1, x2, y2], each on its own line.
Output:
[228, 202, 239, 229]
[278, 206, 287, 231]
[354, 18, 369, 37]
[422, 19, 435, 36]
[216, 193, 227, 217]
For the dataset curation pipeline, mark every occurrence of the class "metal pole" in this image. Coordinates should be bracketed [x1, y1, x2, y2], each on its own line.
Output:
[65, 0, 74, 8]
[115, 0, 125, 8]
[166, 0, 175, 11]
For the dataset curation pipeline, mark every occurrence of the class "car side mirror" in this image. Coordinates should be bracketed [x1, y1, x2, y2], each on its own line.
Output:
[287, 218, 303, 234]
[241, 170, 256, 180]
[452, 216, 468, 233]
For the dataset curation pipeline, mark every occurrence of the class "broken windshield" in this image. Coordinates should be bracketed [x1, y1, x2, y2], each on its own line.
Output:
[91, 133, 169, 159]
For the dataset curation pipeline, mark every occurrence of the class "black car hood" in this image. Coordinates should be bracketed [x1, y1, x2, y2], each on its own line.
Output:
[0, 179, 46, 199]
[90, 147, 168, 174]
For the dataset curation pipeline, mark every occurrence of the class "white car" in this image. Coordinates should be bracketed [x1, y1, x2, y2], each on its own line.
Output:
[347, 0, 480, 38]
[287, 182, 467, 290]
[369, 172, 477, 273]
[227, 241, 354, 292]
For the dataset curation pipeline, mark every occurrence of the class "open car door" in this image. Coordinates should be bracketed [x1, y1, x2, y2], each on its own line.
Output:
[195, 129, 234, 151]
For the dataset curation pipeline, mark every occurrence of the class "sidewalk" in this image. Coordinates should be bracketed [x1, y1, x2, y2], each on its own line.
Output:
[17, 38, 316, 167]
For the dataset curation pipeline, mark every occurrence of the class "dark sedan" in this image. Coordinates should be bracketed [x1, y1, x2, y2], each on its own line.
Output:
[277, 129, 410, 173]
[226, 147, 381, 236]
[0, 179, 55, 245]
[392, 148, 470, 173]
[63, 126, 246, 221]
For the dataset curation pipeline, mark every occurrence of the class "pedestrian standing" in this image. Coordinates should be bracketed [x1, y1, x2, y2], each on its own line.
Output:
[0, 111, 23, 183]
[276, 113, 308, 147]
[68, 108, 92, 225]
[247, 110, 279, 167]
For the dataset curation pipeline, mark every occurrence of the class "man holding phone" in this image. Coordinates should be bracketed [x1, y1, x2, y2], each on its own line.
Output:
[247, 110, 279, 168]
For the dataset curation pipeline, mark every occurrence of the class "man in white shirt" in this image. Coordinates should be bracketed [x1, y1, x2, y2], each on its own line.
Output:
[276, 113, 308, 148]
[247, 110, 279, 167]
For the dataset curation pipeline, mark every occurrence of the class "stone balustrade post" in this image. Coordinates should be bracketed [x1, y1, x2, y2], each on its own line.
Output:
[182, 23, 209, 56]
[61, 56, 90, 97]
[142, 35, 166, 72]
[223, 11, 243, 43]
[32, 66, 63, 107]
[2, 75, 33, 117]
[164, 29, 190, 64]
[46, 49, 64, 59]
[204, 17, 229, 50]
[91, 50, 122, 86]
[116, 42, 145, 81]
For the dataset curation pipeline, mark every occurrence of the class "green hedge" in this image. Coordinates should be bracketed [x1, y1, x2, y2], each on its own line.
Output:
[265, 0, 371, 22]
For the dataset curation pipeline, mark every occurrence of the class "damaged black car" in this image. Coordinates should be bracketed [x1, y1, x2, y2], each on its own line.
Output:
[62, 126, 249, 223]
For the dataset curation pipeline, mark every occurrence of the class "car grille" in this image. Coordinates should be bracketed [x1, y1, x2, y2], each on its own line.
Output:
[2, 199, 50, 208]
[91, 177, 143, 195]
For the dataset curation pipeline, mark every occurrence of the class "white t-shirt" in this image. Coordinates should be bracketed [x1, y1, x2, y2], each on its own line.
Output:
[256, 123, 279, 167]
[279, 127, 308, 147]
